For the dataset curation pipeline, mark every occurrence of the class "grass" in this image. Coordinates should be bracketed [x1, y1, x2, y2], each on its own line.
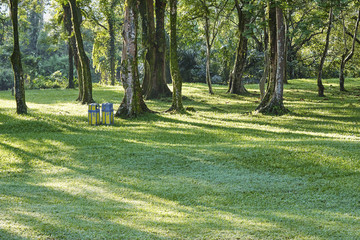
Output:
[0, 78, 359, 239]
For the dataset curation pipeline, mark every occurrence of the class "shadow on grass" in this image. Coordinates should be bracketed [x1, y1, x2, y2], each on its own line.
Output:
[1, 112, 360, 238]
[1, 82, 360, 239]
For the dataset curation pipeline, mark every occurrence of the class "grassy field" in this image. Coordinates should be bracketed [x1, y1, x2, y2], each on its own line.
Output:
[0, 78, 359, 239]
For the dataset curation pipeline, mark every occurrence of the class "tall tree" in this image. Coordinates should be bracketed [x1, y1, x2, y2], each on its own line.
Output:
[141, 0, 172, 99]
[116, 0, 151, 117]
[98, 0, 120, 86]
[285, 2, 325, 80]
[62, 3, 75, 89]
[168, 0, 184, 112]
[317, 7, 333, 97]
[227, 0, 249, 95]
[259, 3, 269, 99]
[26, 0, 44, 54]
[339, 8, 360, 92]
[9, 0, 27, 114]
[202, 0, 228, 94]
[68, 0, 94, 104]
[256, 1, 288, 115]
[139, 0, 157, 98]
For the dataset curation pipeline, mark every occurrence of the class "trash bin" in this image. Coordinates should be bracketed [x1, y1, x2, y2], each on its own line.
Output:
[88, 103, 100, 125]
[102, 103, 114, 125]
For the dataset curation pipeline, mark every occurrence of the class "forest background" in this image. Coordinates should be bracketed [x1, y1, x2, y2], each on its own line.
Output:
[1, 0, 360, 98]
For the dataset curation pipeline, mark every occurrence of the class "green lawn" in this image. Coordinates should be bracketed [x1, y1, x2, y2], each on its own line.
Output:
[0, 79, 359, 239]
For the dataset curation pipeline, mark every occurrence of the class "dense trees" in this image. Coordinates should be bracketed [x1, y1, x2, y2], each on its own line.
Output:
[2, 0, 360, 116]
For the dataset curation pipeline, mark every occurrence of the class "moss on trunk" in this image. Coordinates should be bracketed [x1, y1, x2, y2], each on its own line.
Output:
[69, 0, 93, 104]
[167, 0, 184, 113]
[116, 0, 151, 118]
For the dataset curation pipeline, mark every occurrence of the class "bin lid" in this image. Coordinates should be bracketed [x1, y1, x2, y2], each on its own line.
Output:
[102, 103, 113, 111]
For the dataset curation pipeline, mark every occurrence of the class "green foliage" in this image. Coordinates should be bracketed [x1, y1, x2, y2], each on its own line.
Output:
[0, 68, 13, 90]
[28, 70, 70, 89]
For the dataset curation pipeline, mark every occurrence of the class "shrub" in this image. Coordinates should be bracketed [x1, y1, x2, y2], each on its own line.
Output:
[0, 69, 14, 91]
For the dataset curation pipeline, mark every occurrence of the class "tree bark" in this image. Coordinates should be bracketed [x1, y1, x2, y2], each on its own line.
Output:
[168, 0, 184, 112]
[108, 0, 117, 86]
[259, 5, 269, 100]
[204, 15, 214, 95]
[64, 3, 83, 99]
[116, 0, 151, 118]
[67, 42, 74, 88]
[141, 0, 171, 99]
[227, 0, 248, 95]
[63, 4, 74, 89]
[339, 9, 360, 92]
[317, 8, 333, 97]
[256, 3, 288, 115]
[256, 1, 277, 111]
[69, 0, 93, 104]
[9, 0, 27, 114]
[140, 0, 156, 97]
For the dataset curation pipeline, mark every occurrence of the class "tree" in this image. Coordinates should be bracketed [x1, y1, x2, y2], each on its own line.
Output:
[116, 0, 151, 117]
[139, 0, 156, 98]
[168, 0, 184, 112]
[317, 7, 333, 97]
[203, 0, 228, 94]
[25, 0, 44, 54]
[68, 0, 94, 104]
[62, 3, 75, 89]
[285, 2, 325, 80]
[255, 1, 288, 115]
[96, 0, 120, 86]
[227, 0, 250, 95]
[141, 0, 172, 99]
[9, 0, 27, 114]
[259, 3, 269, 99]
[339, 8, 360, 92]
[182, 0, 229, 94]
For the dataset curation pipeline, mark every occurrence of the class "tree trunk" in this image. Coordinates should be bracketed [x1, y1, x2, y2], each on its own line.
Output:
[116, 0, 151, 118]
[108, 0, 117, 86]
[259, 6, 269, 100]
[141, 0, 171, 99]
[168, 0, 184, 112]
[283, 11, 288, 84]
[339, 9, 360, 92]
[227, 0, 248, 95]
[69, 0, 93, 104]
[204, 16, 214, 95]
[140, 0, 156, 98]
[63, 4, 74, 89]
[9, 0, 27, 114]
[256, 1, 277, 111]
[68, 42, 74, 88]
[256, 4, 288, 115]
[27, 0, 43, 54]
[317, 8, 333, 97]
[64, 3, 82, 98]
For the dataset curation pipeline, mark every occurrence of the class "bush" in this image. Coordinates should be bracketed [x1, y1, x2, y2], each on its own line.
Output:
[0, 69, 14, 91]
[28, 71, 68, 89]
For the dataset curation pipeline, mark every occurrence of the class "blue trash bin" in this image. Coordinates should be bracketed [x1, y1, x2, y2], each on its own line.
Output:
[102, 103, 114, 125]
